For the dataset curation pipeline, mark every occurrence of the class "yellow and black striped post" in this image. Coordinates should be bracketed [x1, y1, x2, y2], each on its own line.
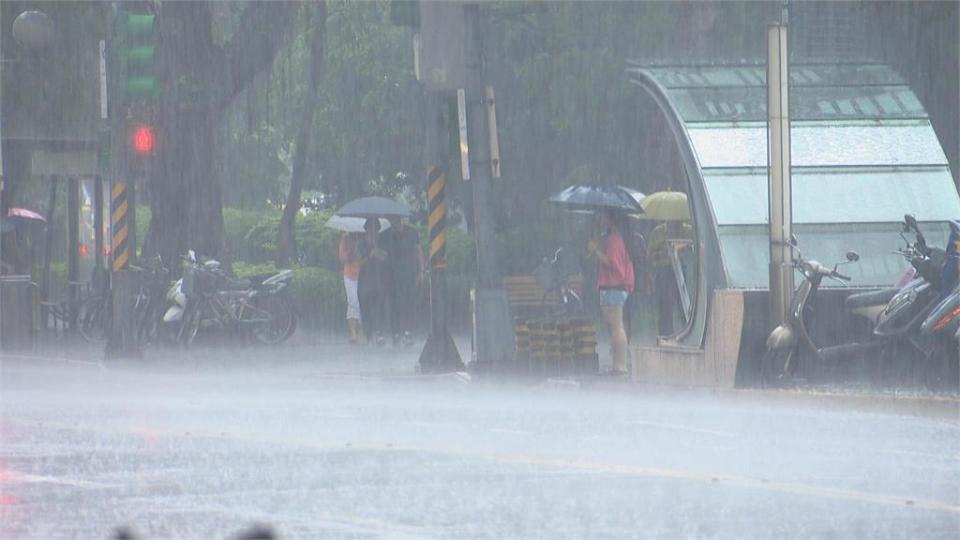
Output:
[106, 181, 140, 358]
[427, 166, 447, 270]
[418, 165, 464, 373]
[111, 182, 130, 272]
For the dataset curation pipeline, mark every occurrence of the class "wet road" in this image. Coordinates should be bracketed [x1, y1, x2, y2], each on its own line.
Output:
[1, 345, 958, 539]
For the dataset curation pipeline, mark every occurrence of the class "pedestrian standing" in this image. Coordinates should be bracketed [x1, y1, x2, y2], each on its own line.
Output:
[380, 216, 425, 345]
[338, 231, 364, 344]
[587, 208, 635, 375]
[357, 218, 389, 345]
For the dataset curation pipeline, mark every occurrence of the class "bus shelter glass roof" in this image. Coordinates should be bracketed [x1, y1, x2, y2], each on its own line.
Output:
[640, 64, 960, 289]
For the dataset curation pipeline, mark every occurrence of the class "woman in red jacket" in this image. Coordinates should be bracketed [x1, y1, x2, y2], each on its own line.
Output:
[588, 208, 635, 375]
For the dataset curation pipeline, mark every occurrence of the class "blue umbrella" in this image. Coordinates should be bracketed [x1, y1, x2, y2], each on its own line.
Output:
[548, 184, 643, 213]
[335, 196, 411, 218]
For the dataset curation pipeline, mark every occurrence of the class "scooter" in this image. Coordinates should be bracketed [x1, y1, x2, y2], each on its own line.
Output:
[845, 214, 945, 327]
[871, 215, 947, 338]
[761, 238, 877, 388]
[916, 222, 960, 391]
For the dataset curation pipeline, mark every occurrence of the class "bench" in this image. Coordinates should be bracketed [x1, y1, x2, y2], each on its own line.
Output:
[502, 274, 598, 377]
[503, 274, 584, 315]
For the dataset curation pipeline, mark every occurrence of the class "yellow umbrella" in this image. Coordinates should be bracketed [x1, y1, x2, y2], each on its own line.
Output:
[640, 190, 690, 222]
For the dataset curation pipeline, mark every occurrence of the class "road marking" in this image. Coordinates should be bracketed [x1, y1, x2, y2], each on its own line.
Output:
[487, 427, 531, 435]
[0, 354, 106, 369]
[0, 470, 115, 489]
[6, 417, 959, 516]
[628, 420, 735, 438]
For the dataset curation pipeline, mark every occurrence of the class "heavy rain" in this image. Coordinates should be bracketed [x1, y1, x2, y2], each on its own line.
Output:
[0, 1, 958, 538]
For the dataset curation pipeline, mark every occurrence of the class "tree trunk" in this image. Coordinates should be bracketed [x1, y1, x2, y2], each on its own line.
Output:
[147, 1, 295, 267]
[276, 2, 326, 267]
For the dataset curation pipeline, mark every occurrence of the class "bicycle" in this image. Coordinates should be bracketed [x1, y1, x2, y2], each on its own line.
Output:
[77, 256, 170, 346]
[533, 247, 584, 318]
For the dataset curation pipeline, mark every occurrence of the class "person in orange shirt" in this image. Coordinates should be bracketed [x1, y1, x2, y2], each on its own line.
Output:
[339, 231, 365, 344]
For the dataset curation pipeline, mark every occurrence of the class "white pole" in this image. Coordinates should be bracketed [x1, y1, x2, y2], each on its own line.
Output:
[767, 22, 793, 327]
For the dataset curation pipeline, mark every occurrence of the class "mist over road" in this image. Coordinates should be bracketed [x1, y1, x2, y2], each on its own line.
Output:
[2, 346, 958, 539]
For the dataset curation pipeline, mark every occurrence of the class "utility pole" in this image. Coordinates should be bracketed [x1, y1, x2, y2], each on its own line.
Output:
[412, 1, 514, 373]
[462, 3, 514, 371]
[418, 94, 464, 373]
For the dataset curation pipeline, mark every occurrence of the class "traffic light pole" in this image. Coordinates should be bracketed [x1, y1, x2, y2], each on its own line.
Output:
[104, 13, 142, 360]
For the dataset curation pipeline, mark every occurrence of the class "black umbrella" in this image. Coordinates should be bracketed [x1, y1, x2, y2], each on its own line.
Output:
[547, 184, 643, 213]
[335, 196, 411, 218]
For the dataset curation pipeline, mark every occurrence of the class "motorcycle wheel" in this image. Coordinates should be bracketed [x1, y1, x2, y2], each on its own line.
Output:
[761, 348, 793, 389]
[252, 295, 297, 345]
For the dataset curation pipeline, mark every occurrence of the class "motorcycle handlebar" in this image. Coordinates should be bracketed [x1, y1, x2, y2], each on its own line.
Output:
[831, 271, 852, 281]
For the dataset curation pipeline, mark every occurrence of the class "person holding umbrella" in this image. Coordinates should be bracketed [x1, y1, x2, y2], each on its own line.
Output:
[334, 196, 412, 346]
[549, 183, 642, 376]
[329, 216, 392, 345]
[587, 207, 635, 376]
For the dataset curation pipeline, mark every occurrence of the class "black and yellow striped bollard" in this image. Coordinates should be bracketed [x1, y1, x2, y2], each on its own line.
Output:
[111, 182, 130, 272]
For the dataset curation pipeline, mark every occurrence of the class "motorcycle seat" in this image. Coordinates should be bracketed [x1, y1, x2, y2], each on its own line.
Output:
[246, 273, 273, 285]
[845, 288, 899, 310]
[222, 277, 252, 291]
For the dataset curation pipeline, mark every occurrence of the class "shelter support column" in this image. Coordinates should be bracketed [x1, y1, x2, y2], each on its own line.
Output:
[767, 22, 793, 328]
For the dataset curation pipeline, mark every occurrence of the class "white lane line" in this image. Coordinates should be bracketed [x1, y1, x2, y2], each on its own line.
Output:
[7, 417, 959, 515]
[628, 420, 735, 438]
[487, 427, 531, 435]
[0, 470, 115, 489]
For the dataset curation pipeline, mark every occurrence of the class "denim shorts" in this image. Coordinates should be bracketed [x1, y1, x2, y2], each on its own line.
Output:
[599, 288, 629, 306]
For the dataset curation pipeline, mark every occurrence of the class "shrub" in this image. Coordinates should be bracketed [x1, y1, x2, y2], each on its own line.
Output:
[223, 207, 269, 261]
[242, 210, 342, 270]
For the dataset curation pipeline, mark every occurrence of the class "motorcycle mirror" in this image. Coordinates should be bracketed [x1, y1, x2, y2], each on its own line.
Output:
[845, 251, 860, 262]
[904, 214, 918, 230]
[789, 234, 799, 247]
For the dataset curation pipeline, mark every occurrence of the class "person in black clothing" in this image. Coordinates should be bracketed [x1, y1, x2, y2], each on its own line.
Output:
[357, 218, 389, 345]
[380, 216, 425, 345]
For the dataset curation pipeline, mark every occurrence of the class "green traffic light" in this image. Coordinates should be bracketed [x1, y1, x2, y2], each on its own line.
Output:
[127, 46, 154, 69]
[125, 77, 159, 99]
[121, 13, 155, 38]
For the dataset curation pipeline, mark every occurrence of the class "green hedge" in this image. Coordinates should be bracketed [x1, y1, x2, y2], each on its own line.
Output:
[224, 207, 270, 261]
[243, 210, 342, 270]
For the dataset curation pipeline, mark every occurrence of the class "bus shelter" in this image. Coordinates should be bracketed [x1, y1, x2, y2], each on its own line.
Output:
[625, 63, 960, 387]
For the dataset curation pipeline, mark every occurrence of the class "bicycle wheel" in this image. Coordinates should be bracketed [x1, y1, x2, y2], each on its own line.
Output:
[177, 303, 202, 346]
[78, 295, 110, 343]
[251, 294, 297, 345]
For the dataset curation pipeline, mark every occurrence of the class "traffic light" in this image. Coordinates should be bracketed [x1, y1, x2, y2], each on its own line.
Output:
[112, 7, 159, 165]
[131, 124, 155, 155]
[117, 11, 158, 101]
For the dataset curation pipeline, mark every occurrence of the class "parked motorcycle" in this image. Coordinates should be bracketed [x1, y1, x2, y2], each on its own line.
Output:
[761, 238, 879, 388]
[916, 221, 960, 391]
[845, 215, 945, 328]
[162, 251, 297, 346]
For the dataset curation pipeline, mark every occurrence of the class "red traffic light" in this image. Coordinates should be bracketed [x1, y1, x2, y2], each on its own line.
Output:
[131, 125, 156, 154]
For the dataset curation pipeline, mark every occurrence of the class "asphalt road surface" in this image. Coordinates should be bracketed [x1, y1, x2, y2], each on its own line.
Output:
[1, 344, 958, 539]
